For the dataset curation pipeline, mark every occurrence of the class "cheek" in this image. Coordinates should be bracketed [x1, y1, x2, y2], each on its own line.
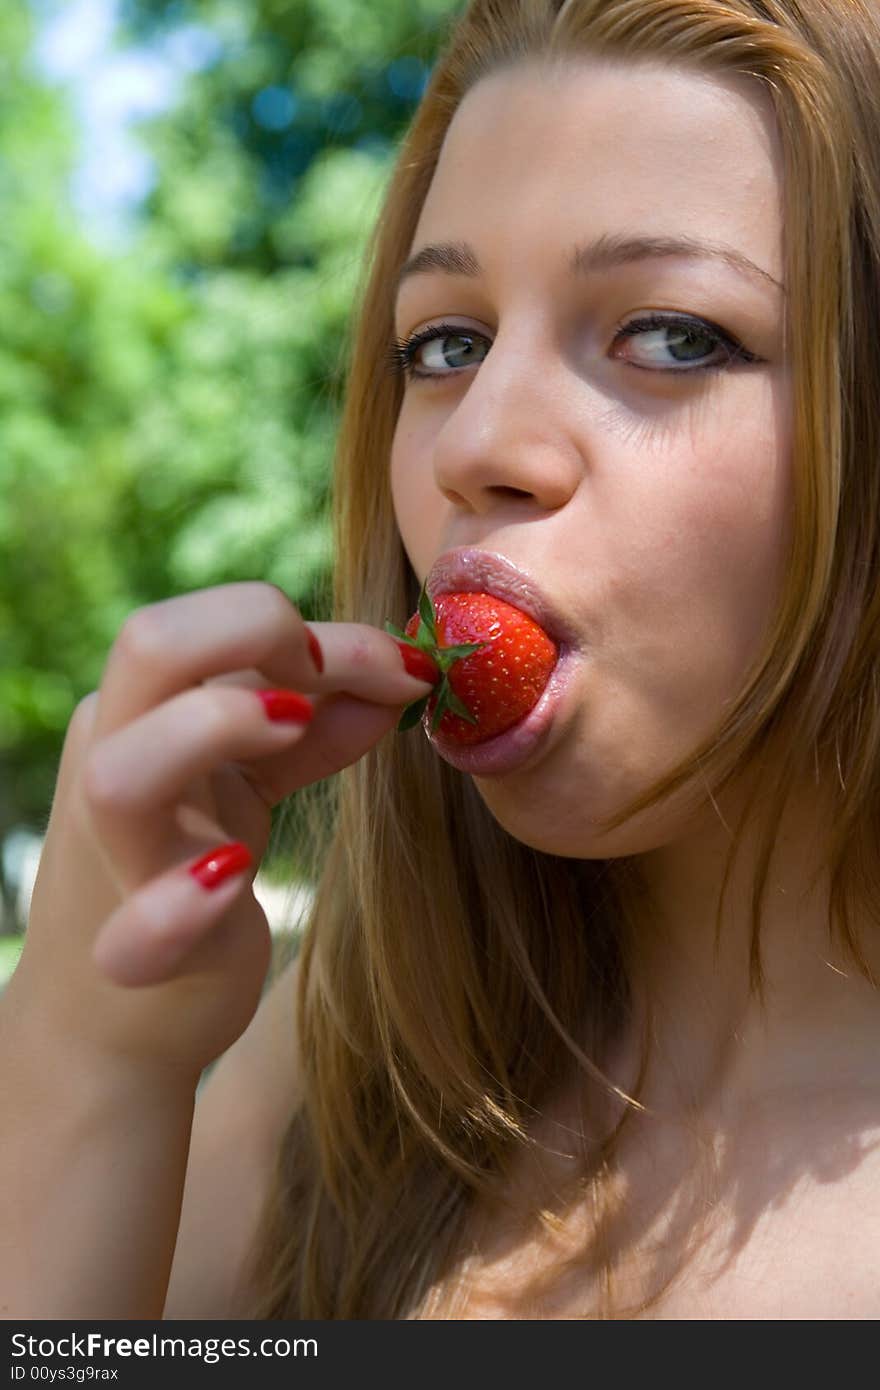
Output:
[602, 386, 793, 724]
[670, 392, 792, 654]
[390, 412, 445, 570]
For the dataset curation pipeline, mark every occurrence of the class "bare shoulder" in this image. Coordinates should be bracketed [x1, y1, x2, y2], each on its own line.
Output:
[163, 951, 302, 1319]
[651, 1092, 880, 1319]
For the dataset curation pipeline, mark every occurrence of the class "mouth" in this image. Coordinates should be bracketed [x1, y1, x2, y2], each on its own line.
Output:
[420, 547, 579, 777]
[426, 547, 578, 650]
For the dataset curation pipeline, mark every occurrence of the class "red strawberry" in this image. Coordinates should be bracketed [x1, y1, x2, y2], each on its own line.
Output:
[386, 583, 558, 745]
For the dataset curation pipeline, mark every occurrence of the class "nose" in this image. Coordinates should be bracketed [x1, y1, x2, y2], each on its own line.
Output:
[431, 321, 584, 517]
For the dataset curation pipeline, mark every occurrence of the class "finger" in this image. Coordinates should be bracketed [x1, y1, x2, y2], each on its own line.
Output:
[230, 693, 404, 807]
[95, 584, 433, 740]
[84, 684, 315, 818]
[92, 841, 258, 988]
[202, 630, 436, 707]
[94, 583, 323, 740]
[294, 623, 437, 706]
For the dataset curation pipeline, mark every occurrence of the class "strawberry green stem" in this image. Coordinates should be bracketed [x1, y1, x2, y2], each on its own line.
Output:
[385, 580, 487, 734]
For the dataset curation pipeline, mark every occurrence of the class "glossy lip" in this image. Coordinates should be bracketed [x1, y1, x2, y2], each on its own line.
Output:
[427, 547, 579, 649]
[422, 547, 579, 777]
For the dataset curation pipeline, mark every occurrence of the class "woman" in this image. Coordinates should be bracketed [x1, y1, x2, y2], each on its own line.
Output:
[3, 0, 880, 1319]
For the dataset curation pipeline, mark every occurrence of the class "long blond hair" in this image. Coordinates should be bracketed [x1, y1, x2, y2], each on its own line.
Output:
[246, 0, 880, 1318]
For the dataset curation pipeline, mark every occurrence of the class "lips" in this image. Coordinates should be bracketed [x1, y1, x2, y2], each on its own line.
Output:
[426, 547, 577, 651]
[400, 547, 578, 775]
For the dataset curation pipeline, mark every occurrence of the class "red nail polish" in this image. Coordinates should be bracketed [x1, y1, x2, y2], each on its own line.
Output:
[395, 640, 440, 685]
[256, 689, 314, 723]
[189, 841, 253, 891]
[305, 627, 324, 674]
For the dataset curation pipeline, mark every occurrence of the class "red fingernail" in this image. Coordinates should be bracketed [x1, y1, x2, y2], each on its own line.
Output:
[256, 688, 314, 723]
[395, 640, 440, 685]
[189, 841, 253, 891]
[305, 627, 324, 674]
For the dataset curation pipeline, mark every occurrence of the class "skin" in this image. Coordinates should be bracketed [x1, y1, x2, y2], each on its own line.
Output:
[390, 56, 880, 1308]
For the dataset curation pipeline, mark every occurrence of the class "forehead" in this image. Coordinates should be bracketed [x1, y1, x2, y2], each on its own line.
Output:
[411, 56, 784, 284]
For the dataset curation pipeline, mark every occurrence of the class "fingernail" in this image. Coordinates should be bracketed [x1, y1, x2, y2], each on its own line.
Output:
[394, 639, 440, 685]
[189, 841, 253, 891]
[256, 688, 314, 723]
[305, 627, 324, 674]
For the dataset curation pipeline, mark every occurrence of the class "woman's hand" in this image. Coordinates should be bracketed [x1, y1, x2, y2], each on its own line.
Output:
[13, 582, 434, 1085]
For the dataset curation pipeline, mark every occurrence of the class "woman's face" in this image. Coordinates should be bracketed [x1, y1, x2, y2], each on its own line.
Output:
[390, 55, 791, 857]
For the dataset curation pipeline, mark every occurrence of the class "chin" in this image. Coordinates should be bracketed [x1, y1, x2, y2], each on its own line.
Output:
[471, 760, 709, 860]
[470, 776, 602, 858]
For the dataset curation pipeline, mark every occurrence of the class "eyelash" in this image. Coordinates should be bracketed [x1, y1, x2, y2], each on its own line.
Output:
[384, 313, 758, 382]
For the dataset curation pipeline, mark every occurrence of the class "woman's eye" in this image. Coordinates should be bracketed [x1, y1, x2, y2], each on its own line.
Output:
[385, 313, 756, 383]
[611, 314, 755, 373]
[386, 323, 490, 381]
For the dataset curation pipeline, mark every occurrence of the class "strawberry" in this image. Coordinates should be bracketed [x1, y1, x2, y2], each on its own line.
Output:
[385, 582, 558, 744]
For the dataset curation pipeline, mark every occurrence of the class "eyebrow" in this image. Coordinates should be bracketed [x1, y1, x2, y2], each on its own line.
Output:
[395, 231, 784, 299]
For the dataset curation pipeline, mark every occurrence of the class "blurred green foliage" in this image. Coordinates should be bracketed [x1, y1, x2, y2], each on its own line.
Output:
[1, 0, 463, 920]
